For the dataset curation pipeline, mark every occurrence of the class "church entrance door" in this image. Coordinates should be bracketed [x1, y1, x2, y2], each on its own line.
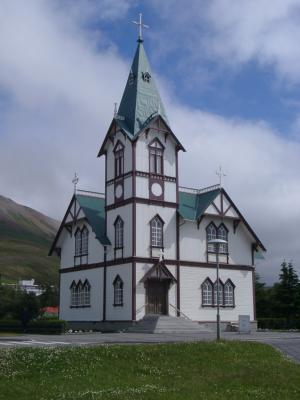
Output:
[146, 280, 168, 315]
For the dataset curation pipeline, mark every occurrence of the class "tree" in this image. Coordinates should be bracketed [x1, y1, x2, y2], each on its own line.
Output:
[274, 261, 299, 321]
[255, 273, 274, 317]
[39, 285, 59, 308]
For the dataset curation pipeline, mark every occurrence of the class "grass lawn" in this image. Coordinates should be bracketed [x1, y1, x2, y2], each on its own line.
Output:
[0, 341, 299, 400]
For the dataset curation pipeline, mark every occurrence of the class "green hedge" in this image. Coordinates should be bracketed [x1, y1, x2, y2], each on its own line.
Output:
[258, 318, 300, 330]
[0, 319, 67, 334]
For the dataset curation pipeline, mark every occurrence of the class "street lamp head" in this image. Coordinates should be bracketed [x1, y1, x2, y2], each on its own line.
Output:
[208, 239, 227, 245]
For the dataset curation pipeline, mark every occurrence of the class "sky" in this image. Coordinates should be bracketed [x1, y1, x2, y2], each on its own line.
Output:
[0, 0, 299, 284]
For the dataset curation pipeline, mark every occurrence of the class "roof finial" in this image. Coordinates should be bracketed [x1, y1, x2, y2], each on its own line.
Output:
[72, 172, 79, 194]
[114, 102, 118, 117]
[132, 13, 149, 42]
[216, 166, 226, 189]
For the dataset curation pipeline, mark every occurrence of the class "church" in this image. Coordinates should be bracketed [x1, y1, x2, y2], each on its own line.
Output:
[49, 20, 265, 332]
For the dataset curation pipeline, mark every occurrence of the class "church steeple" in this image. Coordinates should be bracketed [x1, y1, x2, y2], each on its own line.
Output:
[117, 34, 168, 137]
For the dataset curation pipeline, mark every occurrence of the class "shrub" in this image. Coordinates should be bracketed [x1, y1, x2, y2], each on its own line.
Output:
[258, 318, 300, 330]
[0, 319, 67, 334]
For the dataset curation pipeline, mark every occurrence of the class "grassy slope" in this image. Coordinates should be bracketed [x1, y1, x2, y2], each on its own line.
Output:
[0, 342, 299, 400]
[0, 196, 59, 285]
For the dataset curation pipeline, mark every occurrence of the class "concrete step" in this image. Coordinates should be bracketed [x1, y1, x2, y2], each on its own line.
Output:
[127, 315, 212, 334]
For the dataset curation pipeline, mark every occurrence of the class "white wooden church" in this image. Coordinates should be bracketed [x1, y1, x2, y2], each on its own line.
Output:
[50, 23, 265, 332]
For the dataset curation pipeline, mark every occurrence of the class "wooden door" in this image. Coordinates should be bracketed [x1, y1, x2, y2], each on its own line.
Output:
[146, 280, 168, 315]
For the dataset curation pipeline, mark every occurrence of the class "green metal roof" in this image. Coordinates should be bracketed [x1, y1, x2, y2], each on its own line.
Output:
[178, 189, 220, 221]
[117, 41, 168, 137]
[76, 194, 111, 246]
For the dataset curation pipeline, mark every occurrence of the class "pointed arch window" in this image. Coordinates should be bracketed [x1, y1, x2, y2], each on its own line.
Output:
[206, 222, 229, 254]
[74, 226, 89, 257]
[218, 224, 228, 253]
[201, 278, 213, 306]
[150, 215, 164, 248]
[113, 275, 124, 306]
[214, 279, 224, 306]
[114, 216, 124, 249]
[149, 138, 164, 175]
[224, 280, 235, 307]
[83, 279, 91, 306]
[206, 223, 217, 252]
[70, 281, 77, 307]
[81, 227, 89, 255]
[114, 141, 124, 178]
[70, 279, 91, 307]
[75, 229, 82, 256]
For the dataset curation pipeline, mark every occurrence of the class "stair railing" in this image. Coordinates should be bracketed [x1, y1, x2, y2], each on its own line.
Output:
[169, 303, 192, 321]
[136, 303, 148, 316]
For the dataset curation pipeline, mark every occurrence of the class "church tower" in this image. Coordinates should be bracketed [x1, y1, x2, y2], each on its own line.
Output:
[98, 20, 185, 318]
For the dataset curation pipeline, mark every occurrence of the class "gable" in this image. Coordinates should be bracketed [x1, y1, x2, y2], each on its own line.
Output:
[49, 193, 110, 256]
[178, 187, 266, 251]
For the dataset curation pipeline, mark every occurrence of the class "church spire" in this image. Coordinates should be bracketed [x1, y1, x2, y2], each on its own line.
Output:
[116, 16, 168, 137]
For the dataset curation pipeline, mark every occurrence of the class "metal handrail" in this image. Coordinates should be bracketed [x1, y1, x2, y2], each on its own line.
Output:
[136, 303, 148, 315]
[179, 184, 220, 195]
[168, 303, 192, 321]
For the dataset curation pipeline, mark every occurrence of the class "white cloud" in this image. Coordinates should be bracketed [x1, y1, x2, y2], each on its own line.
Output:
[0, 0, 299, 283]
[150, 0, 300, 85]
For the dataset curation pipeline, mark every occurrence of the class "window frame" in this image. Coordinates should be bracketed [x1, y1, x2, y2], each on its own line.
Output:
[148, 138, 165, 176]
[150, 214, 164, 248]
[114, 216, 124, 250]
[201, 278, 213, 306]
[113, 275, 124, 307]
[201, 277, 235, 308]
[70, 279, 91, 308]
[113, 141, 124, 178]
[224, 279, 235, 307]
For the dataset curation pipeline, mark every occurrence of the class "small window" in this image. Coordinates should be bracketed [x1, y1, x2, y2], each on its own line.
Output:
[75, 229, 81, 256]
[142, 71, 151, 83]
[128, 70, 135, 85]
[149, 139, 164, 175]
[206, 223, 217, 252]
[113, 275, 123, 306]
[115, 217, 124, 249]
[150, 215, 163, 247]
[114, 141, 124, 178]
[81, 227, 89, 255]
[202, 279, 213, 306]
[218, 224, 228, 253]
[70, 279, 91, 307]
[214, 280, 224, 306]
[83, 280, 91, 306]
[224, 280, 235, 307]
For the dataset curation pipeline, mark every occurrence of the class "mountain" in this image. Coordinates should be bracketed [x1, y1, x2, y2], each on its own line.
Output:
[0, 195, 59, 285]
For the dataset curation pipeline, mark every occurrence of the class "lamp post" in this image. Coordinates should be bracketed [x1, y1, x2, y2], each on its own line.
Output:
[208, 238, 228, 341]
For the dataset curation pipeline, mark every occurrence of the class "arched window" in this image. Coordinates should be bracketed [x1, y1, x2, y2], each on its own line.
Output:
[214, 280, 224, 306]
[150, 215, 164, 247]
[149, 139, 164, 175]
[114, 217, 124, 249]
[218, 224, 228, 253]
[114, 141, 124, 178]
[75, 229, 81, 256]
[83, 280, 91, 306]
[224, 280, 235, 307]
[206, 223, 217, 252]
[70, 281, 77, 307]
[77, 280, 83, 306]
[81, 227, 89, 255]
[202, 279, 213, 306]
[113, 275, 123, 306]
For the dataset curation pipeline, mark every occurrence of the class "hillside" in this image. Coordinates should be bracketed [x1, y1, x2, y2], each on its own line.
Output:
[0, 195, 59, 285]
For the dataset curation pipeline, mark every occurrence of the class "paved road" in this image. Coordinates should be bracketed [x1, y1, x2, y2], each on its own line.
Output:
[0, 331, 300, 363]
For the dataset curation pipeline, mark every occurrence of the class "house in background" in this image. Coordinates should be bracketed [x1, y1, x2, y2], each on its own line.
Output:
[49, 23, 265, 332]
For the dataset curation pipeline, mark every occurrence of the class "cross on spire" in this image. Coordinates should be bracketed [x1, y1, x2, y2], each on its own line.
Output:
[132, 13, 149, 42]
[72, 172, 79, 194]
[216, 166, 226, 188]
